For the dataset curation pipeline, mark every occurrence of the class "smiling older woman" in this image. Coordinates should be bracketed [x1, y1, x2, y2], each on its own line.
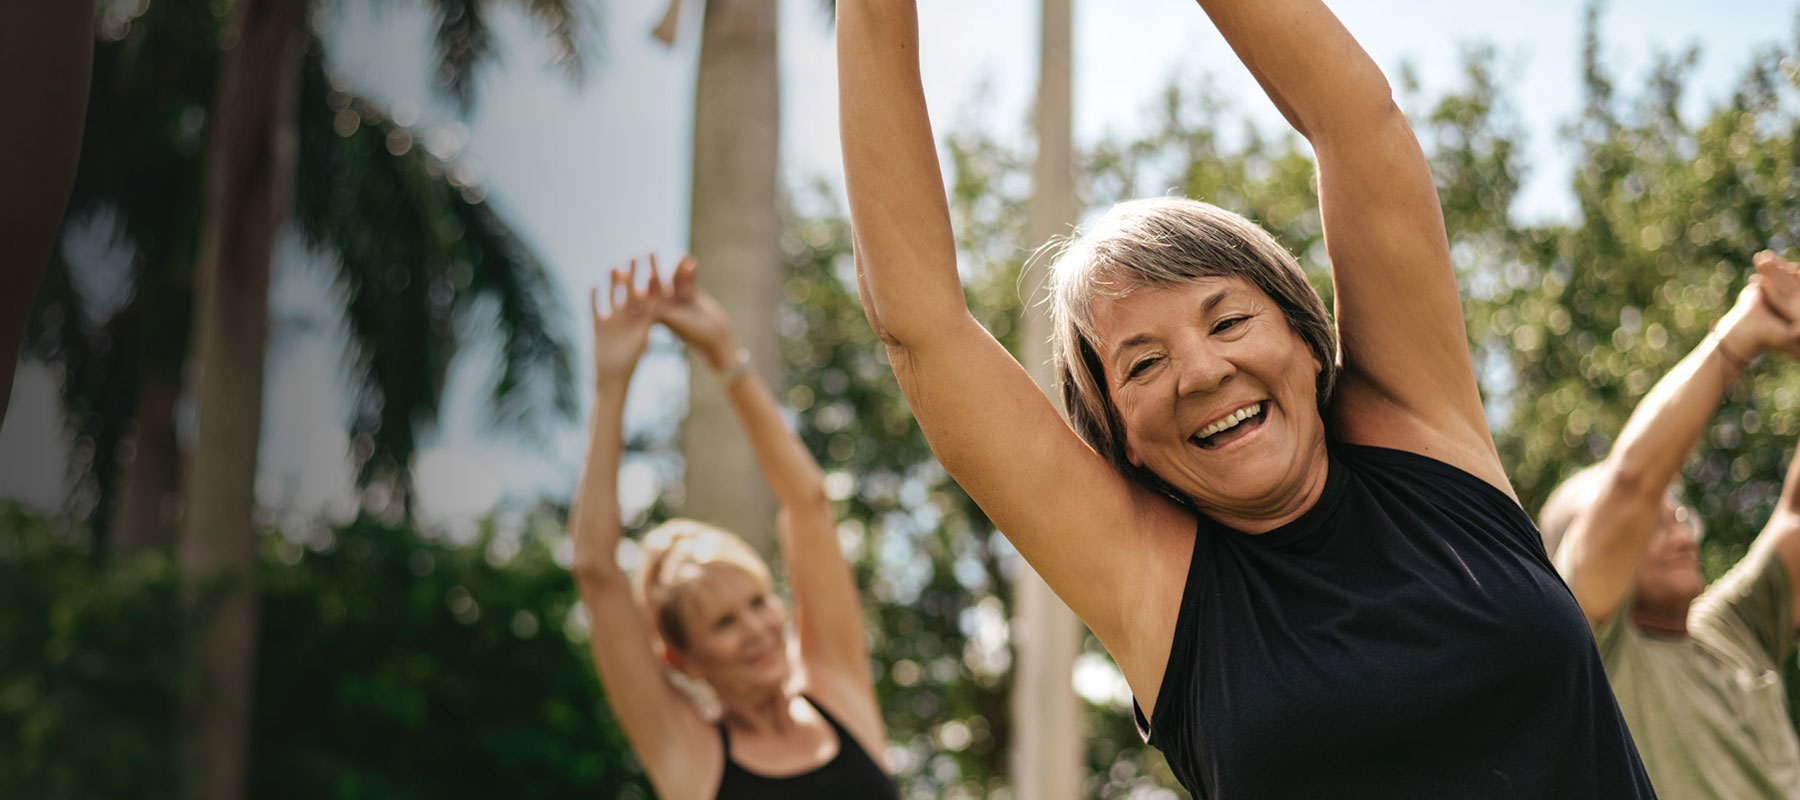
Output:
[836, 1, 1654, 797]
[569, 256, 896, 800]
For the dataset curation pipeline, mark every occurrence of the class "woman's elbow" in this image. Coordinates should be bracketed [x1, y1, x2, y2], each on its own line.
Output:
[782, 479, 836, 522]
[1595, 459, 1664, 512]
[571, 545, 627, 591]
[1304, 93, 1405, 147]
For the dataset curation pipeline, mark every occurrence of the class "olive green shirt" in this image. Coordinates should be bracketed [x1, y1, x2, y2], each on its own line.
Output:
[1595, 546, 1800, 800]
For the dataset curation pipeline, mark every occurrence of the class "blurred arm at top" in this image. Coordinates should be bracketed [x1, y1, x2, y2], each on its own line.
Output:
[0, 1, 95, 426]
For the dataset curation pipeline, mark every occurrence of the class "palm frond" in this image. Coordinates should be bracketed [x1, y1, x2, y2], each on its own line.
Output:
[293, 50, 575, 497]
[446, 194, 577, 432]
[424, 0, 596, 114]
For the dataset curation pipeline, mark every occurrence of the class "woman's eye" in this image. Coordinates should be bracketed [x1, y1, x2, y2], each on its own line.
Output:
[750, 594, 767, 609]
[1212, 316, 1247, 335]
[1127, 356, 1160, 379]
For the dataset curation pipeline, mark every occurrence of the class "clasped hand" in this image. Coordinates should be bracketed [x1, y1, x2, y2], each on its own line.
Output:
[1723, 250, 1800, 361]
[590, 254, 739, 385]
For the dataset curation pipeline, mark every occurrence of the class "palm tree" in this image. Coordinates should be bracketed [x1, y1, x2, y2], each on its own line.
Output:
[1011, 0, 1083, 795]
[30, 0, 217, 553]
[34, 0, 576, 553]
[27, 2, 586, 797]
[655, 0, 784, 557]
[175, 4, 311, 793]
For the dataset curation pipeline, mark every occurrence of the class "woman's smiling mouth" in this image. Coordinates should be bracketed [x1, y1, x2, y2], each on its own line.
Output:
[1190, 402, 1268, 450]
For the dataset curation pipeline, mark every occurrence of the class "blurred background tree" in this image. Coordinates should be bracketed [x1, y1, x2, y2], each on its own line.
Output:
[24, 0, 585, 797]
[31, 0, 577, 555]
[10, 2, 1800, 798]
[653, 0, 787, 560]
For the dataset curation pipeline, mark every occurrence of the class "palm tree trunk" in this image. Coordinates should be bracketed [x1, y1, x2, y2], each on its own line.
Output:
[113, 371, 181, 552]
[1011, 0, 1084, 796]
[177, 0, 308, 796]
[682, 0, 781, 556]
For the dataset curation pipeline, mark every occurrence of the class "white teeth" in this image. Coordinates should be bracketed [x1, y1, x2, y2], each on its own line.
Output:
[1196, 403, 1262, 440]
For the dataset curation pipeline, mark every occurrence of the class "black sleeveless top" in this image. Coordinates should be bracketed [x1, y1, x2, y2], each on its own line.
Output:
[1133, 444, 1655, 799]
[714, 695, 897, 800]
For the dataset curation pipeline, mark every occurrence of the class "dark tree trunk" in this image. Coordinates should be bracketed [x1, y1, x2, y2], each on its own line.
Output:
[176, 0, 308, 797]
[114, 371, 182, 552]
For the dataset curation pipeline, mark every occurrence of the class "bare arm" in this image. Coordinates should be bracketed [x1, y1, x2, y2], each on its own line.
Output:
[0, 1, 93, 426]
[1559, 257, 1800, 625]
[837, 0, 1192, 692]
[1743, 254, 1800, 630]
[569, 261, 714, 798]
[1757, 442, 1800, 631]
[1192, 0, 1501, 489]
[654, 257, 885, 752]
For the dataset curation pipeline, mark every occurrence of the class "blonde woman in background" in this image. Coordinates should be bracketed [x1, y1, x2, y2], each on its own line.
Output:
[568, 255, 896, 799]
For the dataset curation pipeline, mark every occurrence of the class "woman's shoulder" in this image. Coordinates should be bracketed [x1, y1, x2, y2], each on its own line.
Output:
[795, 670, 888, 771]
[1328, 440, 1538, 541]
[1327, 397, 1517, 501]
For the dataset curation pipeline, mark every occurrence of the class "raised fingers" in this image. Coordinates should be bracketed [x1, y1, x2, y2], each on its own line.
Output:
[626, 257, 647, 311]
[673, 255, 698, 301]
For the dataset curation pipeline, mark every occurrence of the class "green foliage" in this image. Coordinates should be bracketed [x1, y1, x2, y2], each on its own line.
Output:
[0, 508, 182, 798]
[0, 505, 653, 799]
[249, 512, 637, 798]
[1455, 20, 1800, 553]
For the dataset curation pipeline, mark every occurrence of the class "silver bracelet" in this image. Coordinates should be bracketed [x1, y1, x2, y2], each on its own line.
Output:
[717, 347, 753, 386]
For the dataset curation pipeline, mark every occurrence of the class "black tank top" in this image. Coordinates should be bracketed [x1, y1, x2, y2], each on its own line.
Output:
[714, 695, 897, 800]
[1133, 444, 1654, 798]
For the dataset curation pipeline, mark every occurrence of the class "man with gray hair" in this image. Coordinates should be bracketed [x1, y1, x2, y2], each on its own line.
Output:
[1541, 251, 1800, 798]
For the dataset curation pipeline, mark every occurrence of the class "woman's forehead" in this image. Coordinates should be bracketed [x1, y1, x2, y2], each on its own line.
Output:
[1092, 275, 1258, 344]
[680, 564, 772, 616]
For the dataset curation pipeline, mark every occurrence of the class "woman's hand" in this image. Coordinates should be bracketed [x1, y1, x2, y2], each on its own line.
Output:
[589, 257, 661, 387]
[1717, 251, 1800, 362]
[1751, 251, 1800, 358]
[654, 255, 740, 371]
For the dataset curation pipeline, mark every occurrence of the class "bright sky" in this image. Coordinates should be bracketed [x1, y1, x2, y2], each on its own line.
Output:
[1, 0, 1793, 528]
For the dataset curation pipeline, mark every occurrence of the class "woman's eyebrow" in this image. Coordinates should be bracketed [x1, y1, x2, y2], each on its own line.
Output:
[1110, 333, 1157, 363]
[1200, 286, 1233, 314]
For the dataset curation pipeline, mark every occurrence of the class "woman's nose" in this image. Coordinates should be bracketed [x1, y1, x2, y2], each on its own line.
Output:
[1173, 334, 1233, 396]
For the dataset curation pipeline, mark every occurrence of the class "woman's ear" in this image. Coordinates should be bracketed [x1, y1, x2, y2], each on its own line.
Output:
[659, 640, 691, 675]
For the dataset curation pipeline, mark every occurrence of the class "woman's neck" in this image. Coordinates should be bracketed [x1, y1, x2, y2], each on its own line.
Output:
[1203, 435, 1331, 535]
[717, 685, 797, 734]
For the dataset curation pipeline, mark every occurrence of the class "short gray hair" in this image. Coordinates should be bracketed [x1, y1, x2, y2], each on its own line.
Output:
[1047, 197, 1338, 502]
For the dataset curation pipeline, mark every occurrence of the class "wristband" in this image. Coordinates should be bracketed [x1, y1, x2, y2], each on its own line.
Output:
[1708, 319, 1756, 372]
[1716, 338, 1754, 372]
[717, 348, 753, 386]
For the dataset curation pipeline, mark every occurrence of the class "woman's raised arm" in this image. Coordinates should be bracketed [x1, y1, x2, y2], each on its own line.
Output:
[652, 256, 887, 755]
[568, 260, 713, 798]
[1193, 0, 1504, 489]
[836, 1, 1193, 689]
[835, 2, 963, 347]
